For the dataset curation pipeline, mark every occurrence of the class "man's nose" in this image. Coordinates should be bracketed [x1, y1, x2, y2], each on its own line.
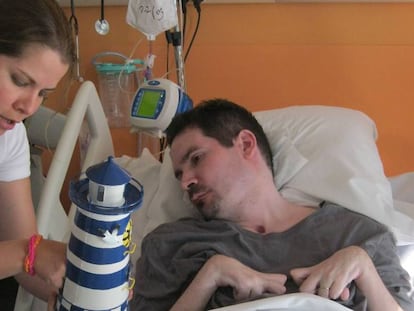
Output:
[181, 171, 197, 191]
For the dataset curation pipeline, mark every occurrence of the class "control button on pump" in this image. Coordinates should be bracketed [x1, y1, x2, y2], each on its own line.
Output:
[148, 80, 161, 86]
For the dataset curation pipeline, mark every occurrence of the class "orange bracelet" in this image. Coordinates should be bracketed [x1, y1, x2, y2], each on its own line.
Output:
[24, 234, 43, 276]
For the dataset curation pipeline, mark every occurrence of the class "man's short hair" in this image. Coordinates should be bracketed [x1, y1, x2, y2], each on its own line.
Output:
[166, 98, 274, 175]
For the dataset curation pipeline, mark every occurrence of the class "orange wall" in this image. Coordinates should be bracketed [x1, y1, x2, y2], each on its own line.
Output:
[48, 3, 414, 201]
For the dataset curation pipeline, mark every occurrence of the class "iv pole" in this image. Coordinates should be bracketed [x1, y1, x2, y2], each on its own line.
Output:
[172, 0, 186, 91]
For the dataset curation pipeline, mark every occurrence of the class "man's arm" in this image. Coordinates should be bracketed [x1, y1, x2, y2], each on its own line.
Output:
[171, 254, 287, 311]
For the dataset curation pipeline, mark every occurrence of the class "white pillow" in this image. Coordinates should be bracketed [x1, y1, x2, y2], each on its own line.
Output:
[117, 148, 198, 264]
[254, 106, 414, 245]
[114, 149, 162, 265]
[124, 105, 414, 259]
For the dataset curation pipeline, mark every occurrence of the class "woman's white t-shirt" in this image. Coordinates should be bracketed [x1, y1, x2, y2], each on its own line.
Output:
[0, 122, 30, 181]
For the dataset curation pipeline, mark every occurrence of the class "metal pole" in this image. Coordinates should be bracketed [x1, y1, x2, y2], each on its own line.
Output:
[173, 0, 186, 91]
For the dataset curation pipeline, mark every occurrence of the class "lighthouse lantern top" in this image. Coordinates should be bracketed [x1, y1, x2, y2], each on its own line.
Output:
[70, 156, 144, 215]
[86, 156, 130, 186]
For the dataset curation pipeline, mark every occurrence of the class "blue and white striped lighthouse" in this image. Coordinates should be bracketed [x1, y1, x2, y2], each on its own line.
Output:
[57, 156, 143, 311]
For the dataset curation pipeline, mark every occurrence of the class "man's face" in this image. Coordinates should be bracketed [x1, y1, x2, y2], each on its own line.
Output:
[170, 127, 247, 220]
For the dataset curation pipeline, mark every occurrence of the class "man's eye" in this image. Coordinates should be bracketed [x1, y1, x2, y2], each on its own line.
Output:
[11, 74, 30, 87]
[41, 96, 48, 105]
[191, 154, 201, 166]
[38, 89, 49, 98]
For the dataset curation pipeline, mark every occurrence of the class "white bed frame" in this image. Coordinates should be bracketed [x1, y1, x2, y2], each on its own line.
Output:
[14, 81, 114, 311]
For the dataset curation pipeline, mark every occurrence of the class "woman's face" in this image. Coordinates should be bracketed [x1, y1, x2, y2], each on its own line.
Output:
[0, 45, 68, 135]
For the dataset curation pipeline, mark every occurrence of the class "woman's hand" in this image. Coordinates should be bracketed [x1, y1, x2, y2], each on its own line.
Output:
[47, 287, 134, 311]
[47, 292, 57, 311]
[34, 239, 66, 289]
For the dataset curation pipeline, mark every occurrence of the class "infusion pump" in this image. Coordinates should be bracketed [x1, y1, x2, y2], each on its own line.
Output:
[130, 78, 193, 137]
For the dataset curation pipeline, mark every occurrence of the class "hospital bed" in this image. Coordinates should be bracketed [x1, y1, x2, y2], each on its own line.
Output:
[15, 81, 414, 310]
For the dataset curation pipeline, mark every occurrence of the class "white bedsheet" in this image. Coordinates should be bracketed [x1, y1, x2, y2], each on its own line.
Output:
[209, 293, 352, 311]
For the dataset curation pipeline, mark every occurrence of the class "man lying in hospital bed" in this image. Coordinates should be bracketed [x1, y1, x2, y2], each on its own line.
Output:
[121, 99, 413, 310]
[20, 81, 414, 311]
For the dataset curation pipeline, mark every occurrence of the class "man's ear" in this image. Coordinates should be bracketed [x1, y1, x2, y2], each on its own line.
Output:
[235, 129, 257, 158]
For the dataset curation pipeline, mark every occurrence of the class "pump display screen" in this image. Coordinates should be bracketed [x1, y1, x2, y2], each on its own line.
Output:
[135, 89, 164, 118]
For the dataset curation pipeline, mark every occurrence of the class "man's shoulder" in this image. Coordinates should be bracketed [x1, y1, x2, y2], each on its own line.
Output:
[320, 201, 389, 231]
[143, 217, 235, 244]
[140, 218, 233, 255]
[154, 217, 204, 231]
[152, 217, 230, 233]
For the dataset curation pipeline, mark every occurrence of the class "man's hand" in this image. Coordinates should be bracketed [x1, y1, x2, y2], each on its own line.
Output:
[290, 245, 404, 311]
[210, 255, 287, 302]
[171, 254, 287, 311]
[290, 246, 368, 300]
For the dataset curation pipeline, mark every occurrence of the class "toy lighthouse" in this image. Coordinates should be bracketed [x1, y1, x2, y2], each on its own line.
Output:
[57, 156, 143, 311]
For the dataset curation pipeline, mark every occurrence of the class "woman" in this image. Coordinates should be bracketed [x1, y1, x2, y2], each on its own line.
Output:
[0, 0, 75, 303]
